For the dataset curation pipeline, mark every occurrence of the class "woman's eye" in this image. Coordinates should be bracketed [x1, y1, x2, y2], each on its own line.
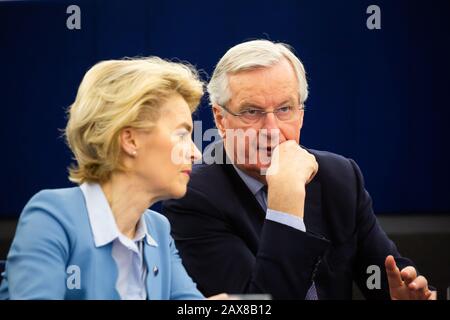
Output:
[176, 130, 190, 139]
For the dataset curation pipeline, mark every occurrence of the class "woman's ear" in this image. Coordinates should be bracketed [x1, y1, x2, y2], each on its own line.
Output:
[212, 104, 226, 137]
[119, 128, 138, 157]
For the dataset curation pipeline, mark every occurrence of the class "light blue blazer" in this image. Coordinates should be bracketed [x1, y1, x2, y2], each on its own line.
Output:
[0, 187, 204, 300]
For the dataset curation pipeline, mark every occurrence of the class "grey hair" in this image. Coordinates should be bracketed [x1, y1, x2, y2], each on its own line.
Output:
[207, 39, 309, 107]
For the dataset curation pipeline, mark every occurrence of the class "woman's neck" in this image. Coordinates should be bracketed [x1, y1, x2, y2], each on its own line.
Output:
[100, 173, 157, 240]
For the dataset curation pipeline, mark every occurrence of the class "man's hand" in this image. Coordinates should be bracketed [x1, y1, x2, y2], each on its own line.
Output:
[266, 141, 318, 218]
[385, 255, 436, 300]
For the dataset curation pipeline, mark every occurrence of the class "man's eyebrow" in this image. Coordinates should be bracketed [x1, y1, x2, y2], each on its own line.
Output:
[237, 103, 265, 110]
[238, 99, 297, 110]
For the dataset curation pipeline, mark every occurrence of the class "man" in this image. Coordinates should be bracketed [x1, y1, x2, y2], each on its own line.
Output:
[162, 40, 435, 300]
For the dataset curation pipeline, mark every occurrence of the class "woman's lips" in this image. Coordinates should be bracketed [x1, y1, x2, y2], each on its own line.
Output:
[181, 170, 192, 176]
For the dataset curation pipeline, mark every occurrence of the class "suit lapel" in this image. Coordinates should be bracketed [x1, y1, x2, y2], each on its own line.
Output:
[143, 243, 162, 300]
[222, 163, 266, 221]
[215, 141, 266, 223]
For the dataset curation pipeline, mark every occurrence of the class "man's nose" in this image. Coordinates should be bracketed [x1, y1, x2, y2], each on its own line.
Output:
[261, 112, 280, 130]
[259, 113, 282, 145]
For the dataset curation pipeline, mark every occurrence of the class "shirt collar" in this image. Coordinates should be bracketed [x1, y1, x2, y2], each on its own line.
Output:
[232, 164, 266, 196]
[80, 182, 158, 248]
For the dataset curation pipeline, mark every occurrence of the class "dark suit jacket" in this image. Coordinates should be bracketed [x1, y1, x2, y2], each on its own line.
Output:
[162, 147, 415, 299]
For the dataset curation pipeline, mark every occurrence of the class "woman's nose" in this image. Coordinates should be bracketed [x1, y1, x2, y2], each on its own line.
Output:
[190, 141, 202, 162]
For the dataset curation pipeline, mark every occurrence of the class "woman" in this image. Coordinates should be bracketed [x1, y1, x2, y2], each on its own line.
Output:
[0, 57, 222, 299]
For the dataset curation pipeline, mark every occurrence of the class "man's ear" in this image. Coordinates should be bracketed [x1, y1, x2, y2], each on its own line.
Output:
[212, 104, 226, 137]
[119, 127, 138, 157]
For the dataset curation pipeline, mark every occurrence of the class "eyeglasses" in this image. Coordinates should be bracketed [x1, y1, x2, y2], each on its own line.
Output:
[219, 104, 305, 124]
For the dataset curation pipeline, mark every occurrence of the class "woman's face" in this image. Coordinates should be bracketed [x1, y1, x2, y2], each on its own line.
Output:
[125, 93, 201, 201]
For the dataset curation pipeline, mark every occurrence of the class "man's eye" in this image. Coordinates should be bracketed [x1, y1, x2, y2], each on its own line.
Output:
[277, 106, 292, 113]
[242, 109, 259, 116]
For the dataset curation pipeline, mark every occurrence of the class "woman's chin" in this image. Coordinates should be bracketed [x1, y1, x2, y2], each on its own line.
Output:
[168, 185, 188, 200]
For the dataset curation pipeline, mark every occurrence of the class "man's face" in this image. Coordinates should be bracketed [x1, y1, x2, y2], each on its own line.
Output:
[213, 58, 304, 181]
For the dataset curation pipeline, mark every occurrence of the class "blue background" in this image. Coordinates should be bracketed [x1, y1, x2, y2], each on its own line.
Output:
[1, 0, 449, 217]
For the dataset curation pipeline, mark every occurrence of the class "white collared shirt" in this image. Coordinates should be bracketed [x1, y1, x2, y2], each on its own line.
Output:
[80, 182, 158, 300]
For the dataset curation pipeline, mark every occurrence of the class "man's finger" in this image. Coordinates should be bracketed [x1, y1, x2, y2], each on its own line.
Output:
[409, 276, 432, 300]
[409, 275, 428, 291]
[428, 291, 437, 300]
[385, 255, 403, 288]
[400, 266, 417, 285]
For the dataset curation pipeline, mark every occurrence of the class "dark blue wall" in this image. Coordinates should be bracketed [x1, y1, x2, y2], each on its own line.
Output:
[1, 0, 449, 217]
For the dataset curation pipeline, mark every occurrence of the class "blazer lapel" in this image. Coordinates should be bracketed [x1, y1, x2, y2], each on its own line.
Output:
[222, 163, 266, 218]
[91, 244, 121, 299]
[215, 141, 266, 224]
[144, 243, 162, 300]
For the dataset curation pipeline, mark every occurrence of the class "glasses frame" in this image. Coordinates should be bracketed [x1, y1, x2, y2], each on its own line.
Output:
[219, 104, 306, 124]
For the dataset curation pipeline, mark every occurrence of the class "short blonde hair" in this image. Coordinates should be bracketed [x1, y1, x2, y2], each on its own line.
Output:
[65, 57, 203, 184]
[207, 39, 308, 106]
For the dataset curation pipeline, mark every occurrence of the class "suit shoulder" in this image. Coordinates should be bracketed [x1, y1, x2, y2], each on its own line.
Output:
[307, 148, 351, 165]
[20, 187, 86, 230]
[191, 163, 225, 180]
[305, 148, 365, 191]
[13, 188, 83, 254]
[29, 187, 83, 201]
[307, 148, 355, 175]
[25, 187, 84, 216]
[188, 163, 231, 193]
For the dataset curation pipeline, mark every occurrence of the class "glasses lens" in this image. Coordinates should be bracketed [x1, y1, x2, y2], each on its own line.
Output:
[241, 110, 261, 123]
[239, 106, 303, 123]
[278, 106, 301, 121]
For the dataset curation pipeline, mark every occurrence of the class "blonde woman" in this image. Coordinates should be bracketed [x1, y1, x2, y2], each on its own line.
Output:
[0, 57, 224, 300]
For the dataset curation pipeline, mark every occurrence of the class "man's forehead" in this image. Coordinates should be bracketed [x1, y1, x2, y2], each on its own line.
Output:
[230, 90, 299, 108]
[227, 63, 299, 107]
[228, 58, 297, 83]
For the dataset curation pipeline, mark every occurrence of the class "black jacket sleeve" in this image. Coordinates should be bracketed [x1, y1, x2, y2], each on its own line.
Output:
[349, 158, 417, 299]
[162, 185, 330, 299]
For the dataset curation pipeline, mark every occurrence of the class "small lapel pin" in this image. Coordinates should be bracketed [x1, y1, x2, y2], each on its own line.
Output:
[153, 266, 159, 276]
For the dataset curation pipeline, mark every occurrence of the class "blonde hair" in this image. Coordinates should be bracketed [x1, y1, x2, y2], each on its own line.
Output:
[207, 39, 308, 106]
[65, 57, 203, 184]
